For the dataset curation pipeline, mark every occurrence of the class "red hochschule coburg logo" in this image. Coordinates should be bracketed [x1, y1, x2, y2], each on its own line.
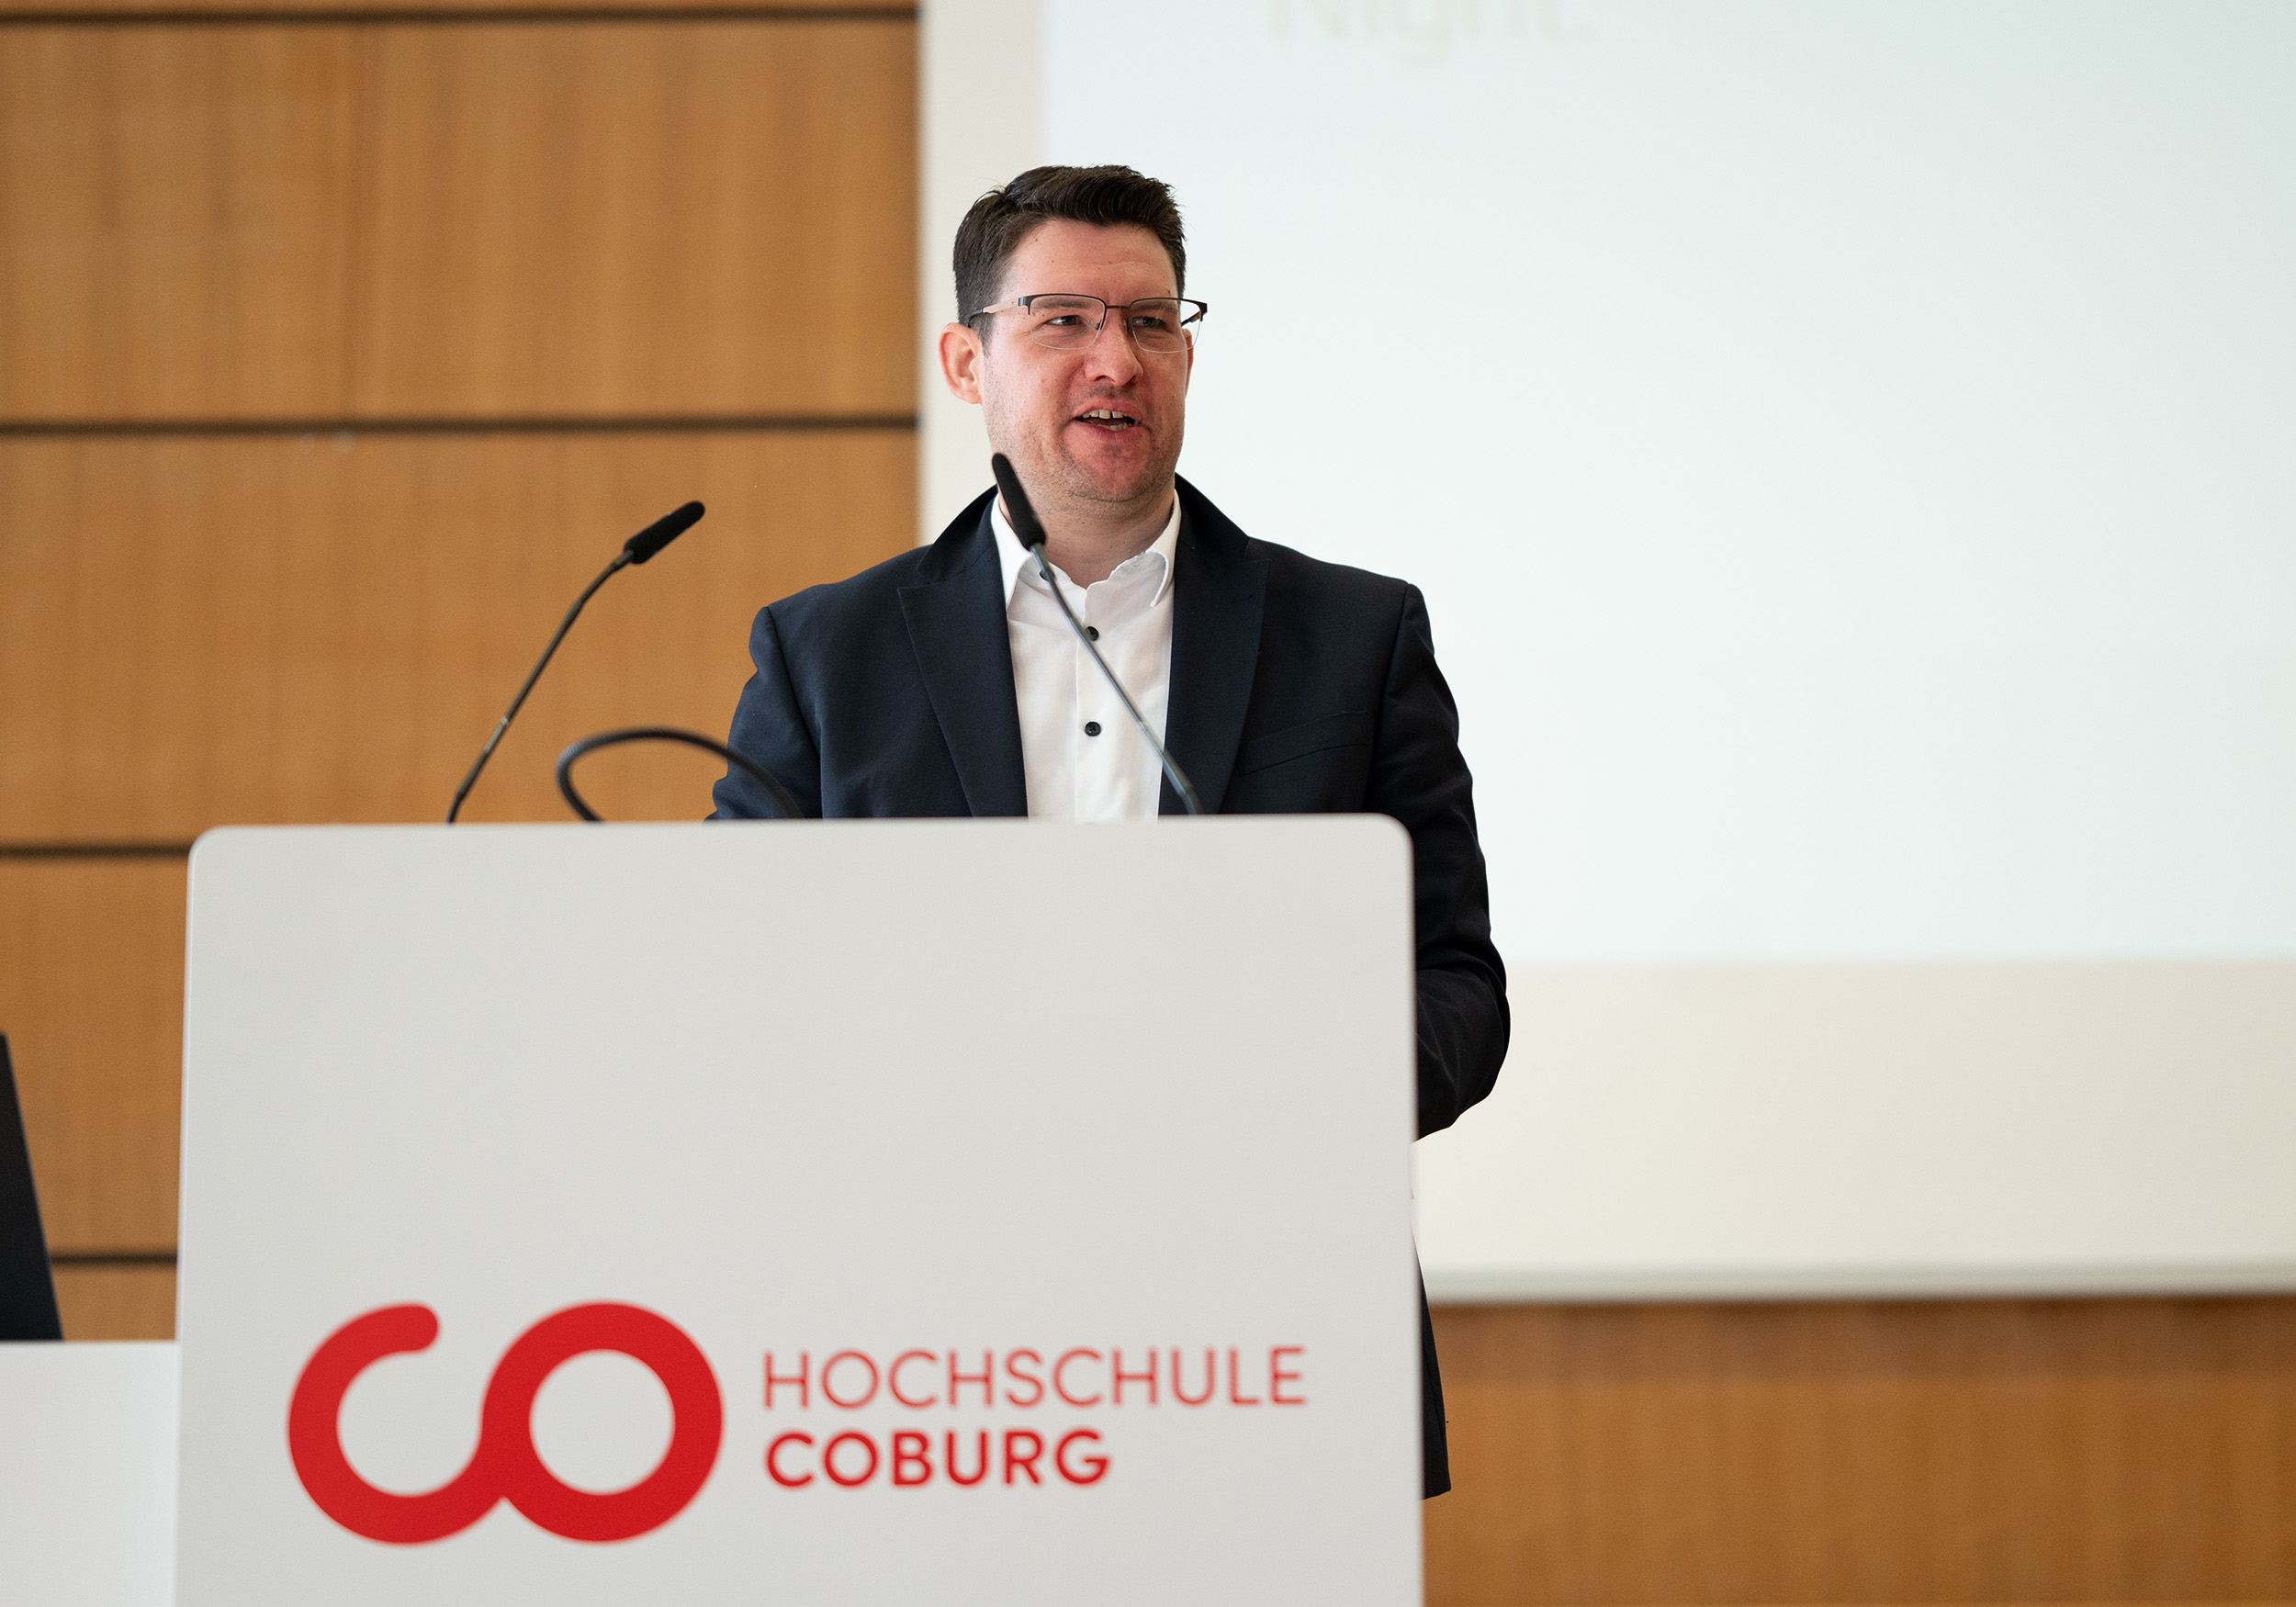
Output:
[293, 1304, 1311, 1545]
[288, 1303, 723, 1545]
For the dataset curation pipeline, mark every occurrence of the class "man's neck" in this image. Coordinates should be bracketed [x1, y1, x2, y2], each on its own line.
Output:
[1027, 486, 1176, 588]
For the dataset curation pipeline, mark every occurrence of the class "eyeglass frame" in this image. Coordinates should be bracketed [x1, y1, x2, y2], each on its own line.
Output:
[963, 293, 1210, 352]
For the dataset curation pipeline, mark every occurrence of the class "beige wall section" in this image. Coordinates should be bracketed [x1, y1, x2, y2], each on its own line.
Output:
[1418, 961, 2296, 1302]
[1426, 1297, 2296, 1605]
[0, 860, 184, 1251]
[0, 431, 912, 837]
[0, 19, 916, 421]
[52, 1266, 176, 1342]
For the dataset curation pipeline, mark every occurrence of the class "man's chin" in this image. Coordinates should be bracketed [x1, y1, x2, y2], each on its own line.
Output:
[1052, 447, 1181, 510]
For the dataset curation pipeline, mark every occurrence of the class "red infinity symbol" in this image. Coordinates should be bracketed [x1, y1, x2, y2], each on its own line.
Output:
[287, 1302, 724, 1544]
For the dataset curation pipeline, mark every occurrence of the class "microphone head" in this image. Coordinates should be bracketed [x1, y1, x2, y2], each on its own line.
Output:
[989, 454, 1047, 549]
[624, 500, 704, 565]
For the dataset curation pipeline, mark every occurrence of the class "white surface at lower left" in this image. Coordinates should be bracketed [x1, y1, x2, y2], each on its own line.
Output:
[0, 1342, 178, 1607]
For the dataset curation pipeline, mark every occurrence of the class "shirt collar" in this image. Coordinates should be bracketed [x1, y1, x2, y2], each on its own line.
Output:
[992, 490, 1183, 611]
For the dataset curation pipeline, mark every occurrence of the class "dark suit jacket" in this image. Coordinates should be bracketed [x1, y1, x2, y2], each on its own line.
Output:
[712, 477, 1508, 1495]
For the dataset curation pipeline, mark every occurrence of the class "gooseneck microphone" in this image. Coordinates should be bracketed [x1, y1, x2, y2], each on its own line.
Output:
[445, 500, 705, 823]
[990, 455, 1203, 816]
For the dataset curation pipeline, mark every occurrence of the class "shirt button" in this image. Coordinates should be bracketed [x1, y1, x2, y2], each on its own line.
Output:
[1086, 625, 1100, 641]
[1085, 721, 1102, 736]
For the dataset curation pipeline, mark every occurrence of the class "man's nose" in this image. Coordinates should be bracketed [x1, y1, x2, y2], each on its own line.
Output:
[1079, 309, 1145, 381]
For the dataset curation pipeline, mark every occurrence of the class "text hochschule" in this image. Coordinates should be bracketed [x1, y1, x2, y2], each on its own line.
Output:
[761, 1344, 1310, 1490]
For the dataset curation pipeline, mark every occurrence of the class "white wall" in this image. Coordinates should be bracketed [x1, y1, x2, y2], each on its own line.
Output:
[919, 0, 1038, 544]
[923, 0, 2296, 1298]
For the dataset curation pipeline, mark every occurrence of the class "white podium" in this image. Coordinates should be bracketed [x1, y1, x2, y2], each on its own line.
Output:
[174, 819, 1422, 1605]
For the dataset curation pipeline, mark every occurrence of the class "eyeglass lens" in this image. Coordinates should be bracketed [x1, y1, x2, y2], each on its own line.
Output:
[1021, 297, 1198, 354]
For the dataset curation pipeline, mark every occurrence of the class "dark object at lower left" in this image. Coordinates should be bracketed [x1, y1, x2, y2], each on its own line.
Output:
[0, 1034, 64, 1341]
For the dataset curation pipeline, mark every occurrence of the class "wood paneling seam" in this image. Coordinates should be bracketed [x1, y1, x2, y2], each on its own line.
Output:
[0, 415, 922, 437]
[0, 7, 917, 25]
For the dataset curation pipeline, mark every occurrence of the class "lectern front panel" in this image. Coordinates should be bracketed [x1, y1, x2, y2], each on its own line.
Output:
[175, 820, 1419, 1605]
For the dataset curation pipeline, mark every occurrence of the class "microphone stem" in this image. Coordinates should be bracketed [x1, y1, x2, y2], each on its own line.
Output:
[1030, 543, 1203, 816]
[445, 549, 631, 824]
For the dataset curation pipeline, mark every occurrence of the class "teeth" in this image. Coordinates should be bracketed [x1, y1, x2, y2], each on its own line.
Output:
[1082, 410, 1130, 422]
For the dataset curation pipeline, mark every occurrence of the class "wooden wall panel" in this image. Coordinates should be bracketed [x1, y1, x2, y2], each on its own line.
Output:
[0, 860, 184, 1251]
[353, 21, 915, 417]
[0, 27, 359, 419]
[0, 18, 916, 421]
[0, 430, 912, 837]
[1425, 1298, 2296, 1605]
[3, 0, 898, 14]
[52, 1265, 175, 1342]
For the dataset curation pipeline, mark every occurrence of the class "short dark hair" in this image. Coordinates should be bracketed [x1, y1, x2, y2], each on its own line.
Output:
[953, 164, 1187, 325]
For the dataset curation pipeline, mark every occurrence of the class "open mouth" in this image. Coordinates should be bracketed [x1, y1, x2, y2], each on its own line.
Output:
[1075, 408, 1139, 432]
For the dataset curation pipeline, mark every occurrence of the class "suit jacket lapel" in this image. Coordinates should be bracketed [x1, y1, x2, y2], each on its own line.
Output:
[899, 495, 1029, 817]
[1163, 478, 1268, 815]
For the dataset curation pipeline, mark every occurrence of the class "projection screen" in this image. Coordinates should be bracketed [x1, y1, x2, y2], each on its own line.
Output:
[922, 0, 2296, 1299]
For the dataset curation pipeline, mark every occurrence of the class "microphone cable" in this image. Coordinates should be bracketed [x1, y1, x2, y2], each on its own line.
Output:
[990, 454, 1203, 816]
[556, 726, 799, 822]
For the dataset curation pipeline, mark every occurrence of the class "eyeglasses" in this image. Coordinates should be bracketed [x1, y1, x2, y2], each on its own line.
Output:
[965, 294, 1209, 354]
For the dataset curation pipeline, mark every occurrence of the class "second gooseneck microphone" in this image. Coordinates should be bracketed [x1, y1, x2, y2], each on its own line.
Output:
[989, 455, 1202, 816]
[445, 500, 705, 824]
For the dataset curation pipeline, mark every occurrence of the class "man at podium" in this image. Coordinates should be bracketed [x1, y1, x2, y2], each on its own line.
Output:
[712, 164, 1507, 1498]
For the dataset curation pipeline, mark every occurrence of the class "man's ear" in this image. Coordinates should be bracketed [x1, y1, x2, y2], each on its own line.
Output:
[940, 322, 985, 405]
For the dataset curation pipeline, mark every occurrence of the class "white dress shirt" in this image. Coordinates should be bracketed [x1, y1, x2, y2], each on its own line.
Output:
[991, 495, 1182, 821]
